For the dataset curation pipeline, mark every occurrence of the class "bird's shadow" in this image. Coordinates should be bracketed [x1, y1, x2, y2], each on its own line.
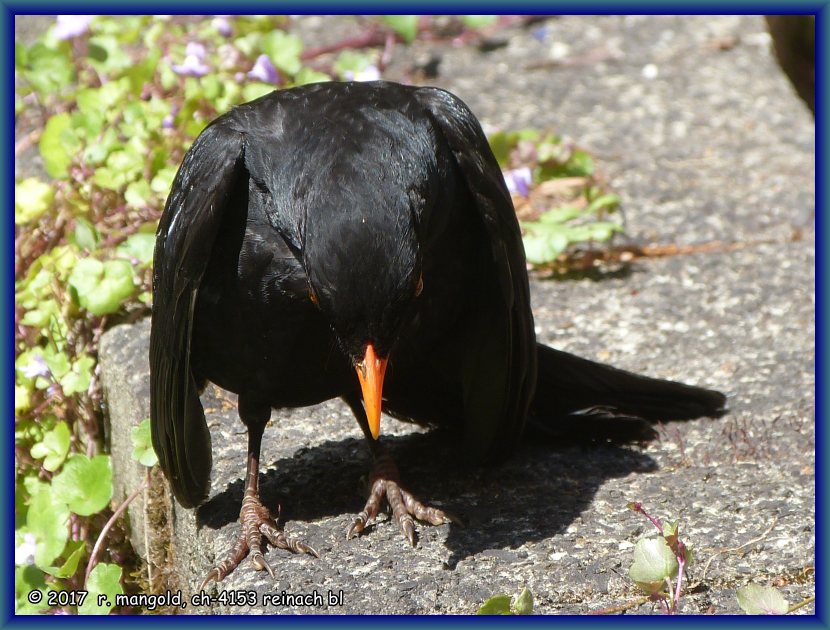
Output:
[196, 426, 657, 568]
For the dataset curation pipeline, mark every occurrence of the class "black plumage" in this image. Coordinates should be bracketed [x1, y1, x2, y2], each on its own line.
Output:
[150, 81, 725, 586]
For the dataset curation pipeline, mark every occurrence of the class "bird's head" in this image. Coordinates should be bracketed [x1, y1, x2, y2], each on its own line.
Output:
[302, 192, 425, 441]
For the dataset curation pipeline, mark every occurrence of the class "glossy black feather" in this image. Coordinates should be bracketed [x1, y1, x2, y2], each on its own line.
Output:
[150, 121, 246, 507]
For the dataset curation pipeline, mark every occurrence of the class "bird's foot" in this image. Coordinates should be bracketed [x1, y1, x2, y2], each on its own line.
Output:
[346, 451, 460, 546]
[199, 494, 318, 590]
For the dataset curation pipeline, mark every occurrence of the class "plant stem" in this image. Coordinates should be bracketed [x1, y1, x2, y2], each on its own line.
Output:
[84, 478, 148, 585]
[630, 501, 663, 534]
[673, 542, 686, 613]
[589, 596, 650, 615]
[788, 595, 815, 614]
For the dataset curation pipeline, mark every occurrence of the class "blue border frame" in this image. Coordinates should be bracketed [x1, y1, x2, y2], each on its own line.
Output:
[816, 4, 826, 628]
[5, 3, 825, 626]
[4, 1, 13, 627]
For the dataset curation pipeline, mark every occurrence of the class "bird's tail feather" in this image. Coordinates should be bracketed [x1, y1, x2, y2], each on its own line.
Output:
[527, 344, 726, 442]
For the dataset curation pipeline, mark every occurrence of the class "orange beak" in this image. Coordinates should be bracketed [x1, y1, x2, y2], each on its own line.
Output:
[355, 343, 388, 440]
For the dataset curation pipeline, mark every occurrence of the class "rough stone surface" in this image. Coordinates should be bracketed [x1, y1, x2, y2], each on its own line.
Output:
[90, 15, 814, 615]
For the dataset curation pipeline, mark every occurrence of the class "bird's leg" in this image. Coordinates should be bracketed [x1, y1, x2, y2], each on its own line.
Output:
[343, 397, 461, 546]
[200, 407, 317, 590]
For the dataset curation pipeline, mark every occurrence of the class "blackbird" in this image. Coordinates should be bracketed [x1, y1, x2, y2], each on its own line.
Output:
[150, 80, 725, 587]
[765, 15, 815, 116]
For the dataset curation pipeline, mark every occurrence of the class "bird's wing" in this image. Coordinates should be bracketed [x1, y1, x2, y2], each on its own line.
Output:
[416, 87, 538, 462]
[150, 120, 246, 507]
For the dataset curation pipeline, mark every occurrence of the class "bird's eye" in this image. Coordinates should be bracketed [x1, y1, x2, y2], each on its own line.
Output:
[414, 274, 424, 297]
[309, 287, 319, 306]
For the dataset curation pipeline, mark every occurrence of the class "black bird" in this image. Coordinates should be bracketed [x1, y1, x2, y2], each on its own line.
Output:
[150, 81, 725, 587]
[765, 15, 815, 116]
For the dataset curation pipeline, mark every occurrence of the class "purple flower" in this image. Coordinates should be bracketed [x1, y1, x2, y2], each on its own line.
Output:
[247, 54, 279, 84]
[503, 166, 532, 198]
[344, 65, 381, 82]
[531, 26, 548, 42]
[171, 42, 210, 77]
[185, 42, 206, 59]
[162, 103, 179, 129]
[54, 15, 92, 40]
[20, 355, 49, 379]
[212, 16, 233, 37]
[15, 533, 36, 566]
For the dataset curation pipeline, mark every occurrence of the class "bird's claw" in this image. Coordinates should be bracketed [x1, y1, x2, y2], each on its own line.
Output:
[198, 495, 316, 590]
[199, 568, 222, 593]
[250, 551, 276, 578]
[346, 453, 458, 546]
[346, 514, 368, 540]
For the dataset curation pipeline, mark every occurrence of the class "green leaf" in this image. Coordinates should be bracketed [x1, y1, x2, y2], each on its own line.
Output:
[79, 563, 123, 615]
[537, 206, 586, 225]
[585, 193, 621, 214]
[26, 483, 69, 568]
[159, 61, 177, 90]
[216, 80, 242, 111]
[478, 594, 513, 615]
[51, 454, 113, 516]
[76, 80, 130, 116]
[68, 258, 135, 316]
[200, 74, 222, 101]
[15, 178, 55, 224]
[294, 67, 331, 86]
[39, 113, 74, 179]
[20, 298, 60, 329]
[233, 31, 263, 57]
[736, 584, 789, 615]
[521, 223, 571, 264]
[73, 217, 100, 252]
[243, 82, 276, 103]
[43, 347, 71, 380]
[150, 167, 177, 194]
[30, 421, 71, 472]
[488, 131, 513, 167]
[488, 129, 539, 167]
[60, 354, 95, 396]
[629, 535, 679, 594]
[663, 521, 679, 548]
[261, 30, 303, 75]
[87, 35, 133, 74]
[131, 418, 158, 467]
[83, 126, 118, 165]
[333, 50, 374, 80]
[512, 587, 533, 615]
[94, 15, 145, 42]
[567, 150, 595, 176]
[15, 40, 29, 68]
[15, 566, 48, 614]
[43, 540, 85, 579]
[117, 233, 156, 265]
[71, 110, 104, 139]
[124, 180, 153, 209]
[565, 221, 623, 243]
[125, 49, 161, 95]
[380, 15, 419, 43]
[15, 385, 31, 413]
[461, 15, 499, 29]
[21, 42, 74, 95]
[100, 148, 145, 189]
[121, 101, 150, 133]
